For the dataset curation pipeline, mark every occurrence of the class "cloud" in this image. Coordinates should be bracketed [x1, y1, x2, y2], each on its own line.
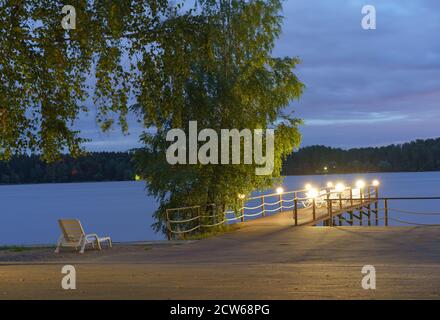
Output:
[306, 112, 410, 126]
[274, 0, 440, 147]
[75, 0, 440, 150]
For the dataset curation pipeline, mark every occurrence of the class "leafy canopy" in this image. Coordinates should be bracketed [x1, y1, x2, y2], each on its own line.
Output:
[0, 0, 170, 161]
[133, 0, 304, 234]
[0, 1, 304, 235]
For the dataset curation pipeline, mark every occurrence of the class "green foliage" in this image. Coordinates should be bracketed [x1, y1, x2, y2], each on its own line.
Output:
[179, 224, 240, 240]
[0, 1, 304, 236]
[134, 0, 304, 235]
[283, 138, 440, 175]
[0, 0, 170, 162]
[0, 246, 28, 252]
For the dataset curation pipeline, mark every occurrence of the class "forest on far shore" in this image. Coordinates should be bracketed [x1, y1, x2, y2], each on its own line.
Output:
[283, 137, 440, 175]
[1, 137, 439, 184]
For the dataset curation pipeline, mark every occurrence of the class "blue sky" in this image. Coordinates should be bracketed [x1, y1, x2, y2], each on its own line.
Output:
[82, 0, 440, 151]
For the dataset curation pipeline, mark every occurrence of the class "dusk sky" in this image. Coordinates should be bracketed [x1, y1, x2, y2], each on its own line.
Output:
[83, 0, 440, 151]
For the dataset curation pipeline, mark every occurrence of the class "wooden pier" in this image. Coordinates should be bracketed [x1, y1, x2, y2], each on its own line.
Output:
[284, 185, 383, 227]
[166, 181, 388, 238]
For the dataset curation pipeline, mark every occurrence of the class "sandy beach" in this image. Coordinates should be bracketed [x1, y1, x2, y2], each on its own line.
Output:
[1, 212, 440, 299]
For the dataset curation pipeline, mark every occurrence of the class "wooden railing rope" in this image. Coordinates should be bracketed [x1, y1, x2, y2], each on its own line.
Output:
[166, 184, 379, 236]
[165, 181, 440, 238]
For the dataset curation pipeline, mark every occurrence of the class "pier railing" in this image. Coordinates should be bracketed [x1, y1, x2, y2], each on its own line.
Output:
[166, 189, 440, 238]
[165, 183, 379, 238]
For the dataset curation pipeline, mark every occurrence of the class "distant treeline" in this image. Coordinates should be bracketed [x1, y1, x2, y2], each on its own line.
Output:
[0, 152, 135, 184]
[1, 138, 440, 184]
[282, 138, 440, 175]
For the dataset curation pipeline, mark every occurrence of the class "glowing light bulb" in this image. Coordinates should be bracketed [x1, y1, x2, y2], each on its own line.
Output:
[276, 187, 284, 194]
[372, 180, 380, 187]
[307, 188, 319, 199]
[305, 184, 312, 191]
[238, 194, 246, 200]
[335, 183, 345, 192]
[355, 180, 366, 189]
[327, 182, 334, 188]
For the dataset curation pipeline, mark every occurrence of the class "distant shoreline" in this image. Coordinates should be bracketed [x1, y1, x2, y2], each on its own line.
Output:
[1, 170, 440, 187]
[2, 138, 440, 185]
[0, 179, 141, 187]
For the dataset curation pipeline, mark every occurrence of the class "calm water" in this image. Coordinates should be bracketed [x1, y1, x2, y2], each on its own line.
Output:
[0, 181, 161, 246]
[1, 172, 440, 245]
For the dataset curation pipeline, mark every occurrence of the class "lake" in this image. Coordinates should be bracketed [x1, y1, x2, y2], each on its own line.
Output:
[1, 171, 440, 245]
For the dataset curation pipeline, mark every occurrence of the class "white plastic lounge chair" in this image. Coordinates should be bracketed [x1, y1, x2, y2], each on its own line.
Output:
[55, 219, 112, 254]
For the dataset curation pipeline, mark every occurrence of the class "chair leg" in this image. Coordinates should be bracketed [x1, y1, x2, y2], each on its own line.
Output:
[95, 237, 102, 251]
[79, 237, 87, 254]
[54, 236, 63, 253]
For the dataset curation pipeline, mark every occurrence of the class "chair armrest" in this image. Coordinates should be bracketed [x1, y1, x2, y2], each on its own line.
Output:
[85, 234, 100, 240]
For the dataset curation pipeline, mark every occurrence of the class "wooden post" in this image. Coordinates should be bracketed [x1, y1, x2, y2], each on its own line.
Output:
[326, 192, 331, 226]
[197, 206, 201, 233]
[166, 209, 172, 240]
[166, 221, 172, 240]
[312, 198, 316, 221]
[241, 200, 244, 222]
[294, 198, 298, 226]
[328, 198, 333, 226]
[359, 188, 363, 226]
[360, 187, 364, 206]
[339, 193, 343, 210]
[350, 188, 353, 207]
[374, 186, 379, 226]
[384, 198, 389, 226]
[326, 190, 330, 210]
[211, 204, 216, 225]
[262, 196, 265, 217]
[367, 188, 371, 226]
[280, 193, 283, 213]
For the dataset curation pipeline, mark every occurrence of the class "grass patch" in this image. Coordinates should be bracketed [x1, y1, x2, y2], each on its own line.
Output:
[0, 246, 29, 252]
[0, 245, 54, 252]
[180, 224, 240, 240]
